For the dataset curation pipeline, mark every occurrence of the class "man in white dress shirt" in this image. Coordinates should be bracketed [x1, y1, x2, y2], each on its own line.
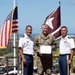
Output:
[18, 25, 34, 75]
[59, 26, 75, 75]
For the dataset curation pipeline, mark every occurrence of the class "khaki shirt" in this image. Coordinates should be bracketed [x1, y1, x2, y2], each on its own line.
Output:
[34, 34, 56, 53]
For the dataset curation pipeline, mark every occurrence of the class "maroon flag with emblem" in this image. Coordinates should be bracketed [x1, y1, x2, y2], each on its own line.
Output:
[44, 6, 61, 38]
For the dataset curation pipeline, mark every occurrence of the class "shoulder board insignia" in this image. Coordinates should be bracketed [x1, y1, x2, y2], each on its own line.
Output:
[22, 35, 25, 38]
[59, 38, 61, 40]
[68, 37, 71, 39]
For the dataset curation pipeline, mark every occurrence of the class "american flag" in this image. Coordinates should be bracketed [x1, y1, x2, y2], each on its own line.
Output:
[0, 12, 12, 48]
[0, 5, 18, 48]
[12, 5, 18, 33]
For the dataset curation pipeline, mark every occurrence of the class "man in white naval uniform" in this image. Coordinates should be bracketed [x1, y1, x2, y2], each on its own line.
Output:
[18, 25, 34, 75]
[59, 26, 75, 75]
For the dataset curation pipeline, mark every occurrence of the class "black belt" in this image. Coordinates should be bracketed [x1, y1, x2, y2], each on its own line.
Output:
[60, 54, 70, 56]
[23, 54, 33, 56]
[37, 53, 52, 56]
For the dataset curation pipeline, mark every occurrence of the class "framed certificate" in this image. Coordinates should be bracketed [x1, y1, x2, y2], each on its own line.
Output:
[40, 46, 52, 54]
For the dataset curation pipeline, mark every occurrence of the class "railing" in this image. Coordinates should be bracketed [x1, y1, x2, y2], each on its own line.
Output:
[0, 55, 75, 75]
[6, 57, 19, 75]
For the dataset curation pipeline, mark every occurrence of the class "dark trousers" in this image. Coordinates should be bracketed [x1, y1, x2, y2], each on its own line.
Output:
[59, 55, 70, 75]
[38, 54, 52, 75]
[23, 54, 33, 75]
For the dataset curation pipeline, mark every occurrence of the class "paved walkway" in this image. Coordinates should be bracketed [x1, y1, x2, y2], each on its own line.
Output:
[51, 73, 75, 75]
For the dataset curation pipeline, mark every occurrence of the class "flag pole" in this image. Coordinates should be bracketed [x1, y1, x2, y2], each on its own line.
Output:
[59, 1, 61, 26]
[59, 1, 61, 6]
[13, 0, 16, 73]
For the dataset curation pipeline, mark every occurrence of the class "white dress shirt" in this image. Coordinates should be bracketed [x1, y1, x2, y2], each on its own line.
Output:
[18, 34, 34, 55]
[59, 36, 75, 54]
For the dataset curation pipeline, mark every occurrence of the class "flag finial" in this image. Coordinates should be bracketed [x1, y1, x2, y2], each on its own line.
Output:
[59, 1, 61, 6]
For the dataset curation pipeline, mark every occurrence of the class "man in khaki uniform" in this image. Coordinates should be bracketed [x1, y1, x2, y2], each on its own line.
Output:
[34, 24, 56, 75]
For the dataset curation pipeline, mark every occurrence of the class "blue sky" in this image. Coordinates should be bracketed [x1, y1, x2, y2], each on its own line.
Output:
[0, 0, 75, 34]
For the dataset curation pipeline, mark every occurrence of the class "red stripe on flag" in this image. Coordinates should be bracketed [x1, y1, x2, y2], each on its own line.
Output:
[12, 30, 18, 33]
[12, 26, 18, 28]
[1, 24, 4, 46]
[4, 23, 7, 46]
[8, 21, 11, 46]
[13, 21, 18, 24]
